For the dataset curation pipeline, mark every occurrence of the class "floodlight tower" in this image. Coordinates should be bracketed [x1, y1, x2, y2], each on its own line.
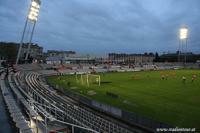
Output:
[16, 0, 41, 65]
[179, 26, 188, 64]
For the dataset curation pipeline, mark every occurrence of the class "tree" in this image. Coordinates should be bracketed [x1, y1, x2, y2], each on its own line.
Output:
[149, 52, 154, 56]
[154, 52, 159, 62]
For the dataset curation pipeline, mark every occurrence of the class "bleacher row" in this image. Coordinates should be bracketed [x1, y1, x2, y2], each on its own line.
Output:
[24, 72, 137, 133]
[25, 73, 99, 131]
[15, 71, 80, 132]
[0, 71, 32, 133]
[8, 72, 38, 117]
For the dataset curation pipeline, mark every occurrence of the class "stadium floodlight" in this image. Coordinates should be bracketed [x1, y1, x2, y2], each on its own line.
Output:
[178, 26, 188, 64]
[28, 0, 40, 22]
[16, 0, 41, 65]
[180, 27, 188, 40]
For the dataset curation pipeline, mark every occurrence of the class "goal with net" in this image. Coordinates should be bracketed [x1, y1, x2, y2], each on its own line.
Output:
[76, 73, 101, 86]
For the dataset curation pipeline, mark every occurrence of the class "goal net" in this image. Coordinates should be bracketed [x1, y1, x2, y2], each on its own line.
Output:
[76, 73, 101, 86]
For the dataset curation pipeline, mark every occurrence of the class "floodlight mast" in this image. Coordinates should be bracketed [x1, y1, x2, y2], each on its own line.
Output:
[16, 0, 41, 65]
[179, 26, 188, 64]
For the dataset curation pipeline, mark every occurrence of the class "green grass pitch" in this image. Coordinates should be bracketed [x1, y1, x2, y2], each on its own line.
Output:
[47, 69, 200, 128]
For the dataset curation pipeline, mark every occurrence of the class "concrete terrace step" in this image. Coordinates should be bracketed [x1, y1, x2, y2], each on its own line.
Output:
[0, 72, 33, 133]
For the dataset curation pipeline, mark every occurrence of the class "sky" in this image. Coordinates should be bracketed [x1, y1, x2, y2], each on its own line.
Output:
[0, 0, 200, 55]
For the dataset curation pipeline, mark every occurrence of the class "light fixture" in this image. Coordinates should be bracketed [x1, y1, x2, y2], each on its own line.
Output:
[180, 27, 188, 40]
[28, 0, 40, 22]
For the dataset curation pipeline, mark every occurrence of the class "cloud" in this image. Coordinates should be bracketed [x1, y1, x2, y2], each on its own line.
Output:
[0, 0, 200, 54]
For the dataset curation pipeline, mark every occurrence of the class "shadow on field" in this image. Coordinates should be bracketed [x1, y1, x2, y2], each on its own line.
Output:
[100, 81, 112, 84]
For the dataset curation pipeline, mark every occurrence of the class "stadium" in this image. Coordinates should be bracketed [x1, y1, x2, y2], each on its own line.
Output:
[1, 0, 200, 133]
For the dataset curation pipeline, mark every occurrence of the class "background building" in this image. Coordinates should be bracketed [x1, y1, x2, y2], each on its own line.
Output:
[46, 51, 95, 65]
[47, 50, 76, 58]
[158, 52, 200, 63]
[108, 53, 155, 64]
[21, 43, 43, 59]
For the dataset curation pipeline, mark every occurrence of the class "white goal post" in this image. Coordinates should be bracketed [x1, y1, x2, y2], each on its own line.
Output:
[76, 73, 101, 86]
[87, 74, 101, 86]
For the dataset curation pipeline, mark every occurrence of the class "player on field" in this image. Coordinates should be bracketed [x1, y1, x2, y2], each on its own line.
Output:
[191, 74, 197, 82]
[161, 74, 165, 80]
[182, 76, 186, 83]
